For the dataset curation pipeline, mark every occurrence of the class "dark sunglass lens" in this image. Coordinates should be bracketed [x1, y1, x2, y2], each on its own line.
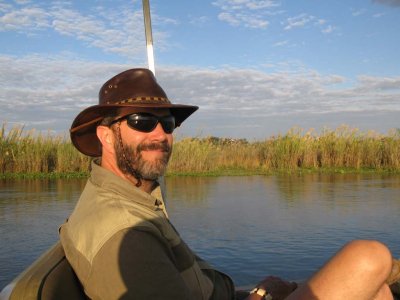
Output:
[126, 114, 175, 133]
[126, 115, 157, 132]
[160, 116, 175, 134]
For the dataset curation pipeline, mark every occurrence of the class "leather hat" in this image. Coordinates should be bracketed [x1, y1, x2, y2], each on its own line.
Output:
[70, 68, 198, 157]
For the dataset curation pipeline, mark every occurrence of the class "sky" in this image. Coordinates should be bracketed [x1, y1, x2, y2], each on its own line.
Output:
[1, 0, 400, 140]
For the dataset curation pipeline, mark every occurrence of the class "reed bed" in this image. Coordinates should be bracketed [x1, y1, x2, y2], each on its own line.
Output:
[0, 124, 91, 177]
[1, 124, 399, 178]
[170, 125, 400, 174]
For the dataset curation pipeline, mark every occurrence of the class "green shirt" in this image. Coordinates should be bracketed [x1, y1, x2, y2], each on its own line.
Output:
[60, 160, 235, 300]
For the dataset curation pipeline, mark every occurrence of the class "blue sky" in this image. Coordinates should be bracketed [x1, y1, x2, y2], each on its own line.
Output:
[1, 0, 399, 139]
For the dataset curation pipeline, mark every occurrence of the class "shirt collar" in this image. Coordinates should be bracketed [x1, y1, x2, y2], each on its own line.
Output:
[90, 159, 166, 211]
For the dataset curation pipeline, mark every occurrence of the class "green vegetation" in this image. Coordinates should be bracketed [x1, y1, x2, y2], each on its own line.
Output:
[1, 124, 399, 178]
[0, 124, 91, 178]
[169, 126, 400, 175]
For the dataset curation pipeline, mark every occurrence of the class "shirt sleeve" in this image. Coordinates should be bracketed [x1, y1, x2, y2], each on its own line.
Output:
[88, 227, 191, 300]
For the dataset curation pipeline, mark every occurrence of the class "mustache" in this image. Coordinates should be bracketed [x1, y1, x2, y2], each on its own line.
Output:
[137, 141, 171, 153]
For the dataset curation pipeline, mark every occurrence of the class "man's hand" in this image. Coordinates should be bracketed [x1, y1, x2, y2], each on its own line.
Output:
[246, 276, 297, 300]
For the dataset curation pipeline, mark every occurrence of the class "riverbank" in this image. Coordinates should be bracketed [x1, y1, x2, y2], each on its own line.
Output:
[1, 124, 399, 179]
[1, 167, 399, 180]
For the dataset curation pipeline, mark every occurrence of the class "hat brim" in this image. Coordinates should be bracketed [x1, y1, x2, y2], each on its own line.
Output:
[70, 103, 198, 157]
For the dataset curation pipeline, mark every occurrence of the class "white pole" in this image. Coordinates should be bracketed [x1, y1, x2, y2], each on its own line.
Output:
[142, 0, 155, 75]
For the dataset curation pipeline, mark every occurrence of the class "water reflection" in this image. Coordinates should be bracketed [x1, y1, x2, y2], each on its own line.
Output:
[165, 174, 400, 286]
[0, 178, 84, 289]
[0, 174, 399, 290]
[0, 178, 85, 204]
[164, 176, 219, 203]
[274, 173, 400, 202]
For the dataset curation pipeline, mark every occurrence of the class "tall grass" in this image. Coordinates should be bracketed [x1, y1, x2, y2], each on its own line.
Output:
[169, 125, 400, 175]
[1, 124, 399, 177]
[0, 124, 90, 177]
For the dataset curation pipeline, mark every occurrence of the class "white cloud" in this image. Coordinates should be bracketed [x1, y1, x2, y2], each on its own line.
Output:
[14, 0, 31, 4]
[357, 75, 400, 91]
[284, 13, 315, 30]
[0, 6, 50, 31]
[217, 11, 269, 28]
[373, 12, 386, 17]
[321, 25, 335, 34]
[273, 40, 288, 47]
[0, 53, 131, 131]
[352, 9, 367, 16]
[0, 1, 172, 58]
[156, 66, 400, 118]
[213, 0, 279, 10]
[218, 12, 240, 26]
[246, 16, 269, 28]
[189, 15, 209, 27]
[283, 14, 336, 35]
[213, 0, 279, 29]
[1, 54, 399, 137]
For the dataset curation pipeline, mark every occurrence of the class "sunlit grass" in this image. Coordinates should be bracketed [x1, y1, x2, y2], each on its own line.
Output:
[0, 124, 91, 178]
[169, 125, 400, 175]
[1, 123, 399, 178]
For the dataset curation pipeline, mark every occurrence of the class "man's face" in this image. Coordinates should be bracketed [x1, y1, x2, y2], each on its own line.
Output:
[112, 108, 173, 181]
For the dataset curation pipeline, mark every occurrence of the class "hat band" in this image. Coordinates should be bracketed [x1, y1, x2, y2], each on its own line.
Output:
[70, 116, 103, 133]
[107, 96, 170, 105]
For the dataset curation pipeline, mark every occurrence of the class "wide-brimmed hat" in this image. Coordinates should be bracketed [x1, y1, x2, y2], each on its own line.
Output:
[70, 68, 198, 157]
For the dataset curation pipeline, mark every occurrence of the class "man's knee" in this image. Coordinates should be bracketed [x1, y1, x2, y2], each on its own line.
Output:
[342, 240, 392, 279]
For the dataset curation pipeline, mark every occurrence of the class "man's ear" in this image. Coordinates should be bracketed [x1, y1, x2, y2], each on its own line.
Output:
[96, 125, 115, 154]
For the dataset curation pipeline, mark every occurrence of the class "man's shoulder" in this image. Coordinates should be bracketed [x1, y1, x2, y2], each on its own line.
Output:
[62, 192, 163, 259]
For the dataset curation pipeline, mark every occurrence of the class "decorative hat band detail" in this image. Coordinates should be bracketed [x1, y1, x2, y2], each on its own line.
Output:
[108, 96, 170, 105]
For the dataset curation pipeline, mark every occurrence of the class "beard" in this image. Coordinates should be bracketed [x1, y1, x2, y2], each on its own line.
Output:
[114, 137, 172, 181]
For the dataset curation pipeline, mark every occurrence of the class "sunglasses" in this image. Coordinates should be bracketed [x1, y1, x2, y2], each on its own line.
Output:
[114, 113, 176, 134]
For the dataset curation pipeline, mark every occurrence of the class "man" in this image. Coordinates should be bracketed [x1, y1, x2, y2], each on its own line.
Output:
[61, 68, 397, 300]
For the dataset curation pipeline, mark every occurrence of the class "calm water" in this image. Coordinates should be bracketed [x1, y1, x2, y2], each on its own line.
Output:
[0, 174, 399, 290]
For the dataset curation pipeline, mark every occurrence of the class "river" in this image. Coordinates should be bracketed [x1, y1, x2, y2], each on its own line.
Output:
[0, 173, 399, 290]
